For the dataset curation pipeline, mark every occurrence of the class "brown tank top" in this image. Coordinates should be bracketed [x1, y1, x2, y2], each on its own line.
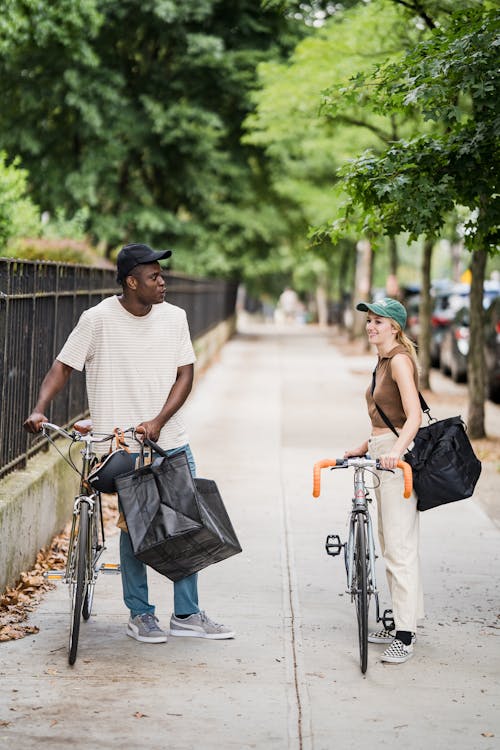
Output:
[365, 345, 418, 430]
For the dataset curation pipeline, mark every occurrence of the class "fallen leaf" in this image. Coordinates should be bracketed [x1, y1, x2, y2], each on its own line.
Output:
[0, 721, 10, 727]
[0, 495, 118, 641]
[481, 732, 495, 738]
[50, 720, 58, 727]
[133, 712, 148, 719]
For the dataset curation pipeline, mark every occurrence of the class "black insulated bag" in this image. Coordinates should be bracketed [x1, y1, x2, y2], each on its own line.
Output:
[404, 415, 482, 512]
[115, 448, 242, 581]
[372, 368, 481, 512]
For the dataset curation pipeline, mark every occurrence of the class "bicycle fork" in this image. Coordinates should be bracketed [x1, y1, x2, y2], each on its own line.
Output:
[65, 494, 96, 585]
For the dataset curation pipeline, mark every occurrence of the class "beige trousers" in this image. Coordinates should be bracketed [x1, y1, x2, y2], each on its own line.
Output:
[368, 433, 425, 632]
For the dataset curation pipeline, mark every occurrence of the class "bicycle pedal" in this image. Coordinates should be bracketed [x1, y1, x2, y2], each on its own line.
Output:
[44, 570, 65, 581]
[100, 563, 121, 574]
[325, 534, 343, 557]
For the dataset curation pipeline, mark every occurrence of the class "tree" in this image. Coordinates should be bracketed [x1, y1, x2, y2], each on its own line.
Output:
[0, 0, 302, 277]
[325, 4, 500, 437]
[244, 0, 425, 314]
[0, 153, 39, 248]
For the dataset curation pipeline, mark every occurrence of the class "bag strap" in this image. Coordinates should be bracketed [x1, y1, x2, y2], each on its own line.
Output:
[371, 366, 433, 437]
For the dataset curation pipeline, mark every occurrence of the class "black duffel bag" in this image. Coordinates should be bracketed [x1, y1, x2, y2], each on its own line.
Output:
[115, 447, 242, 581]
[404, 415, 482, 512]
[372, 368, 481, 512]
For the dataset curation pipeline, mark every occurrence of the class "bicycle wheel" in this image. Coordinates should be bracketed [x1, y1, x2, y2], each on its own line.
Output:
[353, 516, 369, 674]
[68, 501, 89, 665]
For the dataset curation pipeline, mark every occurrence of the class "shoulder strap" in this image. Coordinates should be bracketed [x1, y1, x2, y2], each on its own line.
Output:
[371, 367, 433, 437]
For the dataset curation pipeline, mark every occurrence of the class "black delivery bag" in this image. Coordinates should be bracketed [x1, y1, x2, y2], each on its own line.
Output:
[115, 449, 242, 582]
[404, 415, 482, 512]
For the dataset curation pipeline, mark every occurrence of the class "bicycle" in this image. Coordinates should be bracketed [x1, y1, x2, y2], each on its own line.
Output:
[312, 456, 412, 674]
[42, 420, 135, 665]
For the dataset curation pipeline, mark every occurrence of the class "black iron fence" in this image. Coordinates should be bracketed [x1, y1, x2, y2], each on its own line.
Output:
[0, 258, 238, 479]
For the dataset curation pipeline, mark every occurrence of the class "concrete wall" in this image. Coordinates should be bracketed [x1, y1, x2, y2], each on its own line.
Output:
[0, 317, 236, 594]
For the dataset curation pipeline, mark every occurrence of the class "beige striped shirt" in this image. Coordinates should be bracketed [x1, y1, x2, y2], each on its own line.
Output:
[57, 296, 195, 454]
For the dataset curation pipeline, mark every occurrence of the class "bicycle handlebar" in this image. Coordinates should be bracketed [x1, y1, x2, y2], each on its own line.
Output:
[41, 422, 134, 444]
[312, 457, 413, 500]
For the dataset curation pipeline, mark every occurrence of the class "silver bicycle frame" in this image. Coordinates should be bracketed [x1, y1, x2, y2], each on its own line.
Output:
[345, 466, 379, 599]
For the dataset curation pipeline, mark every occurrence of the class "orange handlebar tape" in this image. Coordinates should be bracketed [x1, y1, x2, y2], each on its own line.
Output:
[312, 459, 337, 498]
[397, 460, 413, 499]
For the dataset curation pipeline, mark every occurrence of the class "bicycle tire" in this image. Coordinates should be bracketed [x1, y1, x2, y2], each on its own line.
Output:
[68, 501, 89, 665]
[83, 492, 104, 620]
[82, 513, 97, 621]
[353, 516, 369, 674]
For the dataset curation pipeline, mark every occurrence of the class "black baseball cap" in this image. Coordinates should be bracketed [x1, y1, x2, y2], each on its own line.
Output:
[116, 243, 172, 283]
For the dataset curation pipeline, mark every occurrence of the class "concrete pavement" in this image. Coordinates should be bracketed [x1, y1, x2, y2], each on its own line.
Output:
[0, 320, 499, 749]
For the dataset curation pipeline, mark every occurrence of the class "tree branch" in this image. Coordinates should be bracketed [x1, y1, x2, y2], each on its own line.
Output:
[328, 114, 393, 145]
[390, 0, 437, 30]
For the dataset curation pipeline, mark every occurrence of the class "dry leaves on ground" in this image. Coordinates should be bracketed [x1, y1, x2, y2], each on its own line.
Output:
[0, 494, 119, 643]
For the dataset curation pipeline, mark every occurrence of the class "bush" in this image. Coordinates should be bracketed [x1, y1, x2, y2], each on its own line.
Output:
[0, 153, 40, 248]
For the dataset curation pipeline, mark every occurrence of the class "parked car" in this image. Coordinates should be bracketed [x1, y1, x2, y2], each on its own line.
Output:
[485, 296, 500, 403]
[439, 295, 500, 402]
[406, 280, 500, 367]
[439, 306, 469, 382]
[429, 283, 470, 366]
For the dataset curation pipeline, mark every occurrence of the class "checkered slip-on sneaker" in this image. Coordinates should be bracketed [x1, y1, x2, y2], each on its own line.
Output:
[381, 637, 414, 664]
[368, 628, 395, 644]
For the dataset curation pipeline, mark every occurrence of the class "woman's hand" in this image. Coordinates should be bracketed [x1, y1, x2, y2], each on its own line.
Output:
[344, 441, 369, 459]
[378, 451, 401, 470]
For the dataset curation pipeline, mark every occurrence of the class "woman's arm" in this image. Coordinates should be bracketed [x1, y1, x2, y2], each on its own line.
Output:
[344, 440, 369, 459]
[379, 354, 421, 468]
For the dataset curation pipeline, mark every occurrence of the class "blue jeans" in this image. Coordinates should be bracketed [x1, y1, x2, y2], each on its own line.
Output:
[119, 444, 200, 619]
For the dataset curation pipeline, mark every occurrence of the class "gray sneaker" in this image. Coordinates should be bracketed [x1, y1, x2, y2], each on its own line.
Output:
[169, 611, 235, 639]
[127, 613, 168, 643]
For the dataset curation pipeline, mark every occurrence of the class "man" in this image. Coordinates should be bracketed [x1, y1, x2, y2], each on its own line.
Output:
[24, 243, 234, 644]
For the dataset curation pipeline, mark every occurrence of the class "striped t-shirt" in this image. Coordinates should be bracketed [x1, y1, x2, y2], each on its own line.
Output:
[57, 296, 196, 454]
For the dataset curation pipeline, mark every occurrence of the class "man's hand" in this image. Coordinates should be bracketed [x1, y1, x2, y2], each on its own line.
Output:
[135, 419, 163, 443]
[23, 412, 48, 434]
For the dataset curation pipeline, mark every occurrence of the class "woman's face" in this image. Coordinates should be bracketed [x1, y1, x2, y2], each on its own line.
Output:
[366, 313, 397, 346]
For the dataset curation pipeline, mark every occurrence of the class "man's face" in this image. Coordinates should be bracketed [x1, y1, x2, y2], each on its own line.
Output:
[127, 262, 166, 305]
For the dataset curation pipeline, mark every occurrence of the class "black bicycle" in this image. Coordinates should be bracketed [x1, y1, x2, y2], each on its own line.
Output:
[43, 421, 134, 664]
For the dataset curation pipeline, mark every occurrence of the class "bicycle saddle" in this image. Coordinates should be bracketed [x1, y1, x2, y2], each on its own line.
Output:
[74, 419, 93, 434]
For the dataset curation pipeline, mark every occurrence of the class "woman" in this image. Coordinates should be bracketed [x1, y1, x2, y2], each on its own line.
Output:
[345, 297, 424, 664]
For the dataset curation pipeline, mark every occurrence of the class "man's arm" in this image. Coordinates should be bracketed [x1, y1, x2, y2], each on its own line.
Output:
[23, 360, 74, 433]
[136, 363, 194, 442]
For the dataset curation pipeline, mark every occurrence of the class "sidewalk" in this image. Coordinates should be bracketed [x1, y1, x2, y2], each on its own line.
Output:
[0, 321, 499, 749]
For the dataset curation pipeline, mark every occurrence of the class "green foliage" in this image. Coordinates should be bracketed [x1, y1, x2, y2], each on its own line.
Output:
[0, 152, 40, 249]
[0, 0, 301, 277]
[4, 237, 106, 265]
[327, 4, 500, 251]
[244, 0, 427, 291]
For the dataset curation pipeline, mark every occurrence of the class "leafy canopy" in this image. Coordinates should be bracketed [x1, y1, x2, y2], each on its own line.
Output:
[325, 4, 500, 251]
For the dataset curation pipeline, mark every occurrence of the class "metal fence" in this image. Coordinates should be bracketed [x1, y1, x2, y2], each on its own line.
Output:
[0, 258, 238, 479]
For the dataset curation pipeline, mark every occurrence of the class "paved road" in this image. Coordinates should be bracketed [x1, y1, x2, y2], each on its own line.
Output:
[1, 322, 499, 749]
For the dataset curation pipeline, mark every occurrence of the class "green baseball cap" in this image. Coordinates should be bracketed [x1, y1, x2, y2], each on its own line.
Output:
[356, 297, 407, 329]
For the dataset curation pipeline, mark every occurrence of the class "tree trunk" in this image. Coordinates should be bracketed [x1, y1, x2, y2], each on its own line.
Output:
[418, 238, 433, 389]
[467, 248, 487, 438]
[389, 236, 398, 276]
[351, 238, 373, 342]
[315, 277, 329, 328]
